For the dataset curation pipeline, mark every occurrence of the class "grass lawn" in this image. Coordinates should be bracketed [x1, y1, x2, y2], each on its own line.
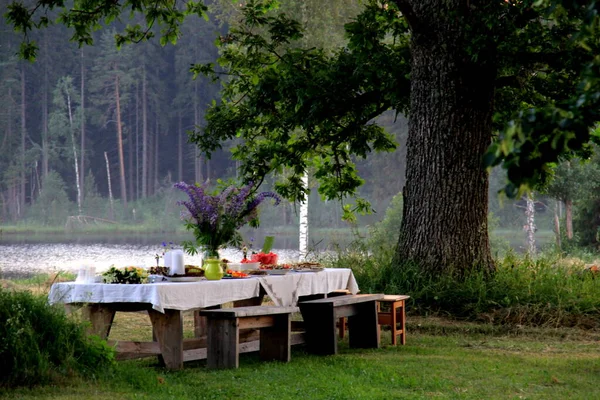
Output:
[2, 316, 599, 400]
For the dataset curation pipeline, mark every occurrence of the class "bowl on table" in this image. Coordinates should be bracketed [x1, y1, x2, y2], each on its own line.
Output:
[240, 262, 260, 271]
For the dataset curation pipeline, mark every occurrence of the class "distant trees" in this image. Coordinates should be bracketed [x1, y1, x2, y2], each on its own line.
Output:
[2, 0, 408, 229]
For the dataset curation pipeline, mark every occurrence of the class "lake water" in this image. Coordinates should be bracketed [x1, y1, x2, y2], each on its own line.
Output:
[0, 229, 551, 279]
[0, 233, 321, 279]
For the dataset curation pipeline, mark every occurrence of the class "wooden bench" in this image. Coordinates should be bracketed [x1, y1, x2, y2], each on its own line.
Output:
[200, 306, 298, 369]
[377, 295, 410, 345]
[299, 294, 384, 355]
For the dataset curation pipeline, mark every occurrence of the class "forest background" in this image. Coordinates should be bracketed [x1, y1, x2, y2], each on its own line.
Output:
[2, 0, 599, 252]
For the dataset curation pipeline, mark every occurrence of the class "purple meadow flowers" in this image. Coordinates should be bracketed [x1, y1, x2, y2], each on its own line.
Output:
[174, 181, 280, 252]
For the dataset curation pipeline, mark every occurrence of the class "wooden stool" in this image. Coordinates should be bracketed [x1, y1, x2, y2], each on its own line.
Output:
[377, 295, 410, 345]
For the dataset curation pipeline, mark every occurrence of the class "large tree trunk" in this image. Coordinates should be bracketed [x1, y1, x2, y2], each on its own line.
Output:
[396, 2, 495, 273]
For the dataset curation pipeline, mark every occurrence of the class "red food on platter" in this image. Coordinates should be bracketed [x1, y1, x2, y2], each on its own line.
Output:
[251, 252, 278, 265]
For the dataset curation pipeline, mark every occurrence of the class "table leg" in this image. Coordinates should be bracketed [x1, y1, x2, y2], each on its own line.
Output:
[148, 309, 184, 370]
[194, 305, 222, 338]
[83, 304, 116, 340]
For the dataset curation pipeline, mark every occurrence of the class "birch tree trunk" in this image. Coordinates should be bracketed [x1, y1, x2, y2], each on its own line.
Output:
[104, 151, 114, 220]
[66, 89, 82, 215]
[41, 35, 49, 179]
[178, 113, 183, 182]
[135, 81, 140, 201]
[565, 199, 573, 240]
[554, 200, 561, 250]
[524, 194, 536, 256]
[299, 172, 309, 260]
[154, 117, 159, 192]
[114, 74, 127, 208]
[80, 48, 86, 198]
[142, 65, 148, 198]
[128, 114, 134, 200]
[20, 63, 26, 215]
[193, 79, 203, 183]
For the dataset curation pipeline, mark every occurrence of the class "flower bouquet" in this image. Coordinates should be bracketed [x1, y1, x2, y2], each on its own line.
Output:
[174, 181, 280, 258]
[103, 266, 148, 284]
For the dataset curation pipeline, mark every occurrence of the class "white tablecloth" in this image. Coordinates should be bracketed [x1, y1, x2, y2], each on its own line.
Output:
[48, 268, 359, 313]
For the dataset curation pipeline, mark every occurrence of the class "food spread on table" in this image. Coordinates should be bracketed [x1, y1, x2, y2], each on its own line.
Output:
[223, 270, 250, 279]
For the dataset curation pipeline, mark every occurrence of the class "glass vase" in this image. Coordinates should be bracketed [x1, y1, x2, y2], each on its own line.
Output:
[203, 250, 223, 280]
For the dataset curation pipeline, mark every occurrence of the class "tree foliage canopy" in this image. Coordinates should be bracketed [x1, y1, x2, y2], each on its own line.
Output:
[5, 0, 208, 60]
[7, 0, 600, 208]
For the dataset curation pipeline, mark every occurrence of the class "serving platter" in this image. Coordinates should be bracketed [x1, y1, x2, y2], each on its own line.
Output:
[266, 269, 290, 275]
[292, 267, 324, 273]
[165, 276, 204, 282]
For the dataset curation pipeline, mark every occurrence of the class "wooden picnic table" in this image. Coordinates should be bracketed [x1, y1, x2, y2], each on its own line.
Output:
[49, 268, 359, 370]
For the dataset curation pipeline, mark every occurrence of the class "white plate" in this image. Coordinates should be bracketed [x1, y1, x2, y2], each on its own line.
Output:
[166, 276, 204, 282]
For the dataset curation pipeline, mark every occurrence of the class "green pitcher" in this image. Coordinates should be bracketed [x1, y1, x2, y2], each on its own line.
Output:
[203, 257, 223, 280]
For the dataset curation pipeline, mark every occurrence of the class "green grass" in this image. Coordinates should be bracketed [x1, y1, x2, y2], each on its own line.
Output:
[1, 318, 599, 400]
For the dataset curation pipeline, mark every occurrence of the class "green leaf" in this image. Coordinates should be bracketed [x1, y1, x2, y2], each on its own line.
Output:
[261, 236, 275, 253]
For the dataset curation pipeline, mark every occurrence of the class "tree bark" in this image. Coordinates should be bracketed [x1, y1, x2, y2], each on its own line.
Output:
[80, 48, 86, 199]
[154, 117, 159, 192]
[299, 173, 309, 260]
[128, 113, 134, 201]
[193, 80, 203, 183]
[554, 200, 561, 250]
[135, 80, 140, 201]
[524, 194, 536, 256]
[20, 63, 26, 214]
[396, 2, 495, 273]
[115, 74, 127, 208]
[565, 199, 573, 240]
[41, 34, 49, 180]
[104, 151, 114, 220]
[142, 65, 148, 198]
[178, 113, 183, 182]
[66, 87, 82, 215]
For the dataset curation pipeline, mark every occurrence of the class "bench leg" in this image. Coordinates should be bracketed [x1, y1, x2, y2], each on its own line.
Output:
[148, 309, 183, 370]
[206, 317, 239, 369]
[348, 301, 380, 349]
[301, 303, 337, 355]
[259, 314, 291, 362]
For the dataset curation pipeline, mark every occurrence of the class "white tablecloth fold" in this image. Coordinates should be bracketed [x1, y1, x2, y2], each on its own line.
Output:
[48, 268, 359, 313]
